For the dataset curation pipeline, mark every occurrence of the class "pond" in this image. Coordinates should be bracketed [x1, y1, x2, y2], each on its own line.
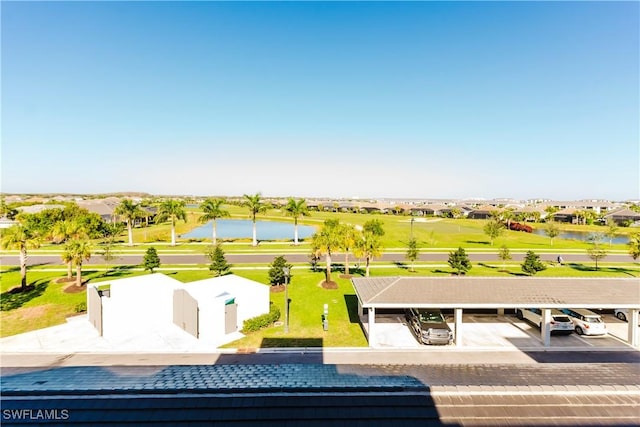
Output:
[180, 219, 317, 241]
[530, 228, 630, 245]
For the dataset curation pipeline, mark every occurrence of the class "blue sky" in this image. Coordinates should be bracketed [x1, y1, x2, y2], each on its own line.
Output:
[2, 1, 638, 200]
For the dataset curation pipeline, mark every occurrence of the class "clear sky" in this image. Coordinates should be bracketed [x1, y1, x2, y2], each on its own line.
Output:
[2, 1, 638, 201]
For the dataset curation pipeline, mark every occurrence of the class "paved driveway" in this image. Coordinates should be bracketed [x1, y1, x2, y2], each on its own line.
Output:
[369, 313, 638, 350]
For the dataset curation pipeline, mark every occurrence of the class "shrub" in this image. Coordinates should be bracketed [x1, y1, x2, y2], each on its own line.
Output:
[142, 247, 161, 273]
[241, 303, 281, 333]
[509, 222, 533, 233]
[205, 244, 231, 276]
[268, 255, 293, 285]
[448, 247, 472, 275]
[521, 250, 546, 275]
[75, 302, 87, 313]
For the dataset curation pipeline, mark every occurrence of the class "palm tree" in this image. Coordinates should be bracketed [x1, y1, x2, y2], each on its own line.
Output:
[67, 239, 92, 287]
[311, 219, 342, 283]
[502, 207, 515, 229]
[354, 229, 382, 277]
[353, 219, 385, 277]
[243, 193, 268, 247]
[531, 211, 542, 223]
[1, 224, 41, 290]
[339, 224, 357, 276]
[628, 232, 640, 261]
[156, 199, 187, 246]
[199, 198, 230, 245]
[115, 199, 146, 246]
[573, 209, 586, 225]
[51, 219, 87, 279]
[61, 243, 75, 280]
[284, 198, 310, 245]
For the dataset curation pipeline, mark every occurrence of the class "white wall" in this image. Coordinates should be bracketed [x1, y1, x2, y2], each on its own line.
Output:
[195, 295, 227, 341]
[185, 275, 270, 340]
[101, 273, 181, 338]
[92, 273, 269, 343]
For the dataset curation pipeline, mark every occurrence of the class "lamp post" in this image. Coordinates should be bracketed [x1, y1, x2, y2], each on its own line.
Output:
[283, 267, 290, 333]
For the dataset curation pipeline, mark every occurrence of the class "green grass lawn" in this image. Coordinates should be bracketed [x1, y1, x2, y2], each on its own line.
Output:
[6, 207, 633, 254]
[1, 257, 637, 341]
[1, 207, 636, 342]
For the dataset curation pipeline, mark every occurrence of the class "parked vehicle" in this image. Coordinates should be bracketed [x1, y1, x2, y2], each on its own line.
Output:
[515, 308, 574, 334]
[560, 308, 607, 336]
[614, 308, 640, 324]
[405, 308, 453, 345]
[615, 309, 629, 322]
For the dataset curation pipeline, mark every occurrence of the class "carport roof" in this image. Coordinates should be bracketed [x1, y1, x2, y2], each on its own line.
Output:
[351, 276, 640, 309]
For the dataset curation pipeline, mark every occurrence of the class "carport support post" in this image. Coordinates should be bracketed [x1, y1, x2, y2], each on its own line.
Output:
[357, 300, 363, 318]
[368, 307, 376, 347]
[629, 309, 639, 347]
[454, 308, 463, 347]
[542, 309, 551, 347]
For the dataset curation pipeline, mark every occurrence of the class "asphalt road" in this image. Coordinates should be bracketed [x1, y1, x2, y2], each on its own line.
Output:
[0, 252, 636, 266]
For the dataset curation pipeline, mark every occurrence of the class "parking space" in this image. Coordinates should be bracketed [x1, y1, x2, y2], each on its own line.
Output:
[368, 313, 639, 350]
[370, 314, 421, 348]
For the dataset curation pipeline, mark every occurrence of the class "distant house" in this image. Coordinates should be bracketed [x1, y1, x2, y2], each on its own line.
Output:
[77, 198, 121, 223]
[307, 201, 334, 212]
[408, 206, 428, 216]
[513, 206, 547, 222]
[547, 200, 621, 214]
[603, 208, 640, 226]
[16, 204, 66, 214]
[467, 205, 501, 220]
[421, 204, 448, 217]
[552, 208, 577, 223]
[356, 202, 391, 214]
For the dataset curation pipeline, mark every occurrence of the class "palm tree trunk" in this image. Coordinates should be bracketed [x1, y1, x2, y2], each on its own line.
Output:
[67, 261, 73, 279]
[127, 221, 134, 246]
[20, 247, 27, 290]
[252, 219, 257, 247]
[212, 220, 217, 245]
[325, 252, 332, 282]
[344, 251, 350, 276]
[76, 264, 82, 287]
[365, 256, 371, 277]
[171, 219, 176, 246]
[294, 218, 299, 245]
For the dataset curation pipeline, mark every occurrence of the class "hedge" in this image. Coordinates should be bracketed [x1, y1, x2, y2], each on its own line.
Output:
[241, 303, 281, 333]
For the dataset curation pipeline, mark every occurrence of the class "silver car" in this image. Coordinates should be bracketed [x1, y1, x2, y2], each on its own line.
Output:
[405, 308, 453, 345]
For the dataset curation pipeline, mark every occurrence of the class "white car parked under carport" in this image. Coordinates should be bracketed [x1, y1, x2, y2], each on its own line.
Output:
[515, 308, 574, 334]
[614, 308, 640, 324]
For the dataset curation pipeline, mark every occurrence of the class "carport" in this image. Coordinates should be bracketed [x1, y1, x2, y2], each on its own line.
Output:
[351, 277, 640, 348]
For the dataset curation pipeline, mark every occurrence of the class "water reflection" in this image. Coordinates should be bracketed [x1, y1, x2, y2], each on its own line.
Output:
[530, 228, 630, 244]
[180, 219, 316, 240]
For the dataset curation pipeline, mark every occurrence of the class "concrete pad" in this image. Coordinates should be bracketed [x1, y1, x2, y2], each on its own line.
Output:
[0, 315, 246, 353]
[361, 313, 637, 350]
